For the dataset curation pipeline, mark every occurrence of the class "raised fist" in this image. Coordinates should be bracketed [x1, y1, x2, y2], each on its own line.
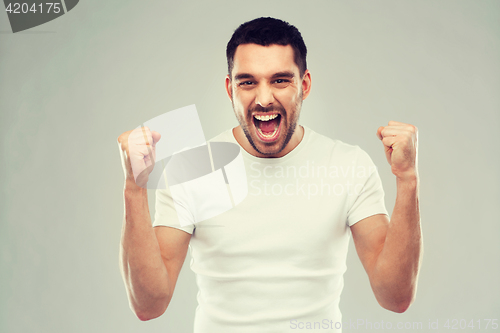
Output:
[376, 121, 418, 181]
[117, 126, 161, 188]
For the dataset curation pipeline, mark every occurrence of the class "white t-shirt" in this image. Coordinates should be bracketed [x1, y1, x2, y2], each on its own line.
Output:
[153, 126, 389, 333]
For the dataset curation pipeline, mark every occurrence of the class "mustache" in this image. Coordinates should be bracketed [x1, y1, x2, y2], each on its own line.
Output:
[248, 105, 286, 113]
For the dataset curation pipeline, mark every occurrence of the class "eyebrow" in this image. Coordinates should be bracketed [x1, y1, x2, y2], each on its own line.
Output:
[233, 71, 295, 81]
[271, 71, 295, 79]
[234, 73, 254, 81]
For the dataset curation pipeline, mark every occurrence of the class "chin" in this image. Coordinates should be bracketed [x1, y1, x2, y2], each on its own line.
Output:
[234, 102, 299, 157]
[247, 123, 295, 157]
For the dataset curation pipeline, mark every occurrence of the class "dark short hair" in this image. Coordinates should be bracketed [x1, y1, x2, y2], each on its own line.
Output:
[226, 17, 307, 78]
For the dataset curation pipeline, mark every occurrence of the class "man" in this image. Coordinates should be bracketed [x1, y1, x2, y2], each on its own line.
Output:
[117, 17, 422, 332]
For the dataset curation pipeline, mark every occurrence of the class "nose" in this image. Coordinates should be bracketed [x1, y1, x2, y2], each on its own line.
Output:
[255, 83, 275, 108]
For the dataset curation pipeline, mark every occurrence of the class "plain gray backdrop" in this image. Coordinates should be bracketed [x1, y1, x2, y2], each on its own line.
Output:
[1, 1, 499, 332]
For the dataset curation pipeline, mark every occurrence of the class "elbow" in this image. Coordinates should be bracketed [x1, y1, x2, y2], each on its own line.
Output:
[386, 300, 411, 314]
[130, 298, 169, 322]
[380, 295, 414, 314]
[136, 311, 161, 322]
[134, 306, 167, 322]
[373, 278, 418, 314]
[136, 312, 153, 322]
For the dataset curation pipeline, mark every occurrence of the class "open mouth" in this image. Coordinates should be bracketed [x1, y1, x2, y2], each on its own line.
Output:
[253, 113, 281, 142]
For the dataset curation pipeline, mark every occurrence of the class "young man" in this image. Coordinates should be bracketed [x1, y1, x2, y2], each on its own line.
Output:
[117, 17, 422, 332]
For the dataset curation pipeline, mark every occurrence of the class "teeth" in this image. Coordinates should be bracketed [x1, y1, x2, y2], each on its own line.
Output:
[254, 114, 278, 121]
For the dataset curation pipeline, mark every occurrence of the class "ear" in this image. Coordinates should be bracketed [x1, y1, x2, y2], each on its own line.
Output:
[225, 75, 233, 101]
[301, 70, 312, 100]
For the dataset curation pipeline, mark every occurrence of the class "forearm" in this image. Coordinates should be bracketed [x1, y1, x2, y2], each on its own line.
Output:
[372, 176, 423, 312]
[120, 180, 170, 320]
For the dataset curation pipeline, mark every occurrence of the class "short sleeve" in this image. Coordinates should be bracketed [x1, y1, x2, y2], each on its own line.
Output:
[346, 148, 389, 226]
[153, 187, 195, 234]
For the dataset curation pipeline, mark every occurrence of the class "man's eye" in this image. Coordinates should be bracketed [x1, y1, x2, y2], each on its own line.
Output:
[239, 81, 254, 86]
[273, 79, 291, 87]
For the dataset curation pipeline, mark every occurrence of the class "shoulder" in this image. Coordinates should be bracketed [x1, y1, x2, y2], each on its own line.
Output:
[304, 126, 365, 158]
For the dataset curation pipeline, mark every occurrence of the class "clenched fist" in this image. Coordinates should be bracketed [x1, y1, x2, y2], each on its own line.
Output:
[117, 127, 161, 188]
[376, 121, 418, 181]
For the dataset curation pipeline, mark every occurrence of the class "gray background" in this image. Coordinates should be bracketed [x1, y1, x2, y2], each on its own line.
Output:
[1, 0, 498, 332]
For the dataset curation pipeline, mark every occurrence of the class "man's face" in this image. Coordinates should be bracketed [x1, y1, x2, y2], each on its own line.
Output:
[225, 44, 311, 157]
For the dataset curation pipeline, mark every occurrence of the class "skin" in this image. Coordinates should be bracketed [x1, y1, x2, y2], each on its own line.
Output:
[225, 44, 311, 158]
[117, 128, 190, 321]
[351, 122, 422, 313]
[226, 44, 422, 312]
[117, 42, 422, 321]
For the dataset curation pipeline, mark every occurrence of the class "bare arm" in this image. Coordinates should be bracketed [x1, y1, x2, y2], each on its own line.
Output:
[350, 121, 422, 313]
[118, 128, 191, 321]
[351, 178, 421, 313]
